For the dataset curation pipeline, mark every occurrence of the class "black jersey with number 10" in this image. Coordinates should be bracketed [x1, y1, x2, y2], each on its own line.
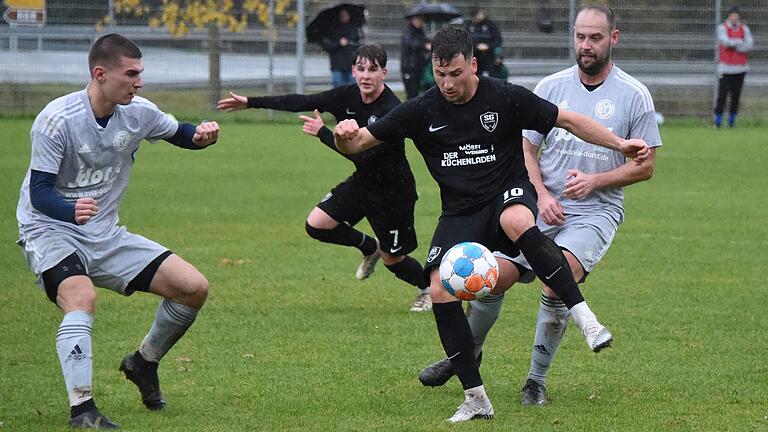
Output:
[367, 76, 559, 215]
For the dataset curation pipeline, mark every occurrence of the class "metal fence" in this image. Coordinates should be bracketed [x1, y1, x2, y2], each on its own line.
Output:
[1, 0, 766, 120]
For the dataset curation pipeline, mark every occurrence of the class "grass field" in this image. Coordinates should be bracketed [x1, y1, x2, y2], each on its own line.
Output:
[1, 117, 767, 431]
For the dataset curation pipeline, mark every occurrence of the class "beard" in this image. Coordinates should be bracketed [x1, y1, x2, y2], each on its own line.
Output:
[577, 46, 611, 76]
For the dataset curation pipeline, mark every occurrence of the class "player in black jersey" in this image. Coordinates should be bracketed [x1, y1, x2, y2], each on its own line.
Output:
[334, 28, 650, 422]
[217, 45, 431, 312]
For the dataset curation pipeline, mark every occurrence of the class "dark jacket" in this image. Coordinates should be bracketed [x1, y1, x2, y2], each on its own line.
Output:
[321, 23, 363, 71]
[400, 23, 429, 72]
[466, 18, 502, 55]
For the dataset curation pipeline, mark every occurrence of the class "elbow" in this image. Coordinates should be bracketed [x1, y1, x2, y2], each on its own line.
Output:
[639, 164, 655, 181]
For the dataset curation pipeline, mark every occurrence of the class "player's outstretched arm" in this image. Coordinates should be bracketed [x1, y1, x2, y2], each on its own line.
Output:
[217, 92, 248, 112]
[333, 119, 381, 155]
[556, 110, 650, 163]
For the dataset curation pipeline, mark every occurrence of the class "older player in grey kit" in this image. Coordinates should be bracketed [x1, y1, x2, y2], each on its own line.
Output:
[418, 5, 662, 407]
[15, 33, 219, 429]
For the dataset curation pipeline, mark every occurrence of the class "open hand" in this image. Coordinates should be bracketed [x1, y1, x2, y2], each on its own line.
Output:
[217, 92, 248, 112]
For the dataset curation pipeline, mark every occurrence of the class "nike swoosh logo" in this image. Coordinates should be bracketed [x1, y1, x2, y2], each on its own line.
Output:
[346, 108, 356, 115]
[428, 124, 448, 132]
[390, 246, 403, 254]
[447, 351, 461, 360]
[545, 266, 562, 280]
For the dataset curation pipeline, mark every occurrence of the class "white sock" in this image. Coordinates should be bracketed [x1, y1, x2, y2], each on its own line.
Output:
[467, 293, 504, 358]
[569, 301, 596, 331]
[139, 299, 198, 363]
[527, 294, 569, 385]
[465, 384, 488, 398]
[56, 311, 94, 407]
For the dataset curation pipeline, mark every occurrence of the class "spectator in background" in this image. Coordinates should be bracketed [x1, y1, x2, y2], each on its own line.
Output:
[321, 7, 363, 87]
[401, 15, 431, 99]
[466, 7, 502, 77]
[714, 5, 753, 128]
[489, 55, 509, 81]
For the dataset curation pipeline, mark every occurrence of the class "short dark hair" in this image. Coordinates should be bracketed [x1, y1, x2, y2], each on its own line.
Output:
[728, 6, 740, 15]
[580, 4, 617, 30]
[355, 44, 387, 68]
[88, 33, 142, 76]
[431, 27, 473, 66]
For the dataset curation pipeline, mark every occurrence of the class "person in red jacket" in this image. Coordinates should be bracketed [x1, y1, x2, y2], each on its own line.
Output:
[714, 6, 753, 128]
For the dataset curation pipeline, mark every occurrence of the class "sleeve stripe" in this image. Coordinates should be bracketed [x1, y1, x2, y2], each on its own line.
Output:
[615, 70, 655, 112]
[42, 101, 85, 137]
[534, 67, 573, 94]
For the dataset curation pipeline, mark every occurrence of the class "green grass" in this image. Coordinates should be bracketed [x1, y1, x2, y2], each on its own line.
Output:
[1, 118, 767, 431]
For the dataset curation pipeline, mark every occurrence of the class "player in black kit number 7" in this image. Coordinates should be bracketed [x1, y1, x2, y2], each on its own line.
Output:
[334, 28, 650, 422]
[217, 45, 431, 312]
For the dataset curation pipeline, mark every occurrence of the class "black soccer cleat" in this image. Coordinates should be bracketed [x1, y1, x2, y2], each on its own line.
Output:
[418, 352, 482, 387]
[418, 357, 455, 387]
[119, 351, 166, 410]
[68, 410, 120, 429]
[520, 378, 549, 406]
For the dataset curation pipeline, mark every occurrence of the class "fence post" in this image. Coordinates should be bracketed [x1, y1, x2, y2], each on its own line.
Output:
[209, 23, 221, 110]
[712, 0, 721, 118]
[296, 0, 305, 94]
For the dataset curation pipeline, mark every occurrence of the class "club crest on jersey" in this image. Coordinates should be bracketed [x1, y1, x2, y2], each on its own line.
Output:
[113, 131, 132, 151]
[480, 111, 499, 132]
[367, 115, 378, 125]
[595, 99, 615, 120]
[427, 246, 442, 262]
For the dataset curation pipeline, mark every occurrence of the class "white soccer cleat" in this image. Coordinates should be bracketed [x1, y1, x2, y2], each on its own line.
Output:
[409, 292, 432, 312]
[582, 321, 613, 353]
[446, 387, 494, 423]
[355, 241, 381, 280]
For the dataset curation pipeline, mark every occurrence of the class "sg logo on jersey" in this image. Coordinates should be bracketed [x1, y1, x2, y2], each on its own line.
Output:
[480, 111, 498, 132]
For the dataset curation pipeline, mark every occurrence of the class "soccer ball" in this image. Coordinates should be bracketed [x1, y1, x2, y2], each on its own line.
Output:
[439, 242, 499, 301]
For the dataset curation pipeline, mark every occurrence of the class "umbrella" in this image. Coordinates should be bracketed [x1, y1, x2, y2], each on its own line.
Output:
[404, 3, 461, 22]
[306, 3, 367, 43]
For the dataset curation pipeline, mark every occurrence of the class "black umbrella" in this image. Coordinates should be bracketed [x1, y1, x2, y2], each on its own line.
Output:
[404, 3, 461, 22]
[306, 3, 367, 43]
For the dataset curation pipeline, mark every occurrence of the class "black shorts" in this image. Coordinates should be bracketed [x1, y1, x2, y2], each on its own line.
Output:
[317, 176, 418, 256]
[423, 179, 538, 274]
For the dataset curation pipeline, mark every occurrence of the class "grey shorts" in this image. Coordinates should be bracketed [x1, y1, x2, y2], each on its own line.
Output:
[499, 212, 618, 284]
[18, 225, 168, 296]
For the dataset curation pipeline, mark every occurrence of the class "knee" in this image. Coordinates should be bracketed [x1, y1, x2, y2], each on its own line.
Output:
[189, 274, 209, 305]
[380, 252, 403, 267]
[500, 207, 535, 241]
[57, 277, 97, 313]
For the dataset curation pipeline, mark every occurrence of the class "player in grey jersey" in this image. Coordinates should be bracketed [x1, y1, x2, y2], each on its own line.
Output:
[418, 5, 661, 405]
[15, 34, 219, 429]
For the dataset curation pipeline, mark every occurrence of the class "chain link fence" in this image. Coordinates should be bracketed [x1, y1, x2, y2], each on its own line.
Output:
[1, 0, 766, 121]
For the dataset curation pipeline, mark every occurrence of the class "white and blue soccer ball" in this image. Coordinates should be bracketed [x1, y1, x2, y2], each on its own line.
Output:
[439, 242, 499, 301]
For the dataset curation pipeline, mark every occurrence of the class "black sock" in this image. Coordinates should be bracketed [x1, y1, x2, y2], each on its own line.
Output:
[305, 222, 377, 256]
[515, 226, 585, 308]
[70, 398, 97, 418]
[432, 302, 482, 389]
[385, 256, 426, 288]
